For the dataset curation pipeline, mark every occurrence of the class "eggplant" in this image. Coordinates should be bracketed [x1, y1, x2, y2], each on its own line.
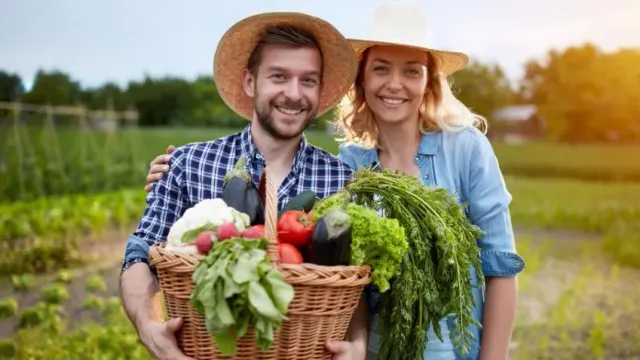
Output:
[221, 157, 265, 225]
[306, 208, 352, 266]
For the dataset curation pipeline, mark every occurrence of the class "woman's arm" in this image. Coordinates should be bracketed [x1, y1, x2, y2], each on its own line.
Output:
[145, 145, 175, 192]
[479, 276, 518, 360]
[466, 129, 525, 360]
[325, 298, 370, 360]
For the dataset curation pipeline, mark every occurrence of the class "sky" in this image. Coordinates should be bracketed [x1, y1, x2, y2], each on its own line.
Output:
[1, 0, 639, 90]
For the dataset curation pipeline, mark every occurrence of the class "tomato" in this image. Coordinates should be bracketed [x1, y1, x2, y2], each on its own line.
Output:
[277, 210, 314, 247]
[279, 243, 303, 264]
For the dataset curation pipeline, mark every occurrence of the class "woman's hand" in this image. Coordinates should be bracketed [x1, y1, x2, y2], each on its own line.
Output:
[326, 340, 366, 360]
[144, 145, 175, 192]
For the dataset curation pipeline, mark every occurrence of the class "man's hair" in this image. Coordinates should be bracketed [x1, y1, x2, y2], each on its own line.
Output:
[246, 25, 324, 77]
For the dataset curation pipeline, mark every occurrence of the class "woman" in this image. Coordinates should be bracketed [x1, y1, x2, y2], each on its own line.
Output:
[143, 3, 525, 360]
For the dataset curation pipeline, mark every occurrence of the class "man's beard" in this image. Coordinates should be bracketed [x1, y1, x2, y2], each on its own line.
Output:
[254, 95, 317, 141]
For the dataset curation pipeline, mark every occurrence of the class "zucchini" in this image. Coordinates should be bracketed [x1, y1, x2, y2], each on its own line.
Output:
[279, 190, 317, 217]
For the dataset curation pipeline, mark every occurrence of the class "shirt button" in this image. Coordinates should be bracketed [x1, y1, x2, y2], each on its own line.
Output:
[424, 174, 430, 179]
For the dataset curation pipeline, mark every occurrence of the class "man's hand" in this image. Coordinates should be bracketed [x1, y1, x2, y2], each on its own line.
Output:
[326, 340, 366, 360]
[138, 317, 194, 360]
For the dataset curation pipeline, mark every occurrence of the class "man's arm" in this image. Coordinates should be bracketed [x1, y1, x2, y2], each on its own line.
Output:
[120, 148, 188, 334]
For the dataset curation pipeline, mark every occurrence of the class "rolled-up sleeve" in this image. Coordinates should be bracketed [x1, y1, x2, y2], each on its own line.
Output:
[120, 149, 189, 274]
[468, 133, 525, 278]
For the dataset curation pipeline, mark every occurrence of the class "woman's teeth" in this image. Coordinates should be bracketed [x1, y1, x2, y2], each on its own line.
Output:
[379, 97, 405, 105]
[276, 106, 303, 115]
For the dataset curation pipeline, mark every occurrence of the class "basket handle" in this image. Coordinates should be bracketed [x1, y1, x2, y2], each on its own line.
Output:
[263, 167, 280, 265]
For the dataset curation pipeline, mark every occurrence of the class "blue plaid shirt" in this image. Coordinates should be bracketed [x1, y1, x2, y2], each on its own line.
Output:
[121, 124, 353, 273]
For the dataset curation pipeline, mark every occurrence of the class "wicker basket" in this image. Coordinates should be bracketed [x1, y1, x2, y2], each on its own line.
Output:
[148, 168, 372, 359]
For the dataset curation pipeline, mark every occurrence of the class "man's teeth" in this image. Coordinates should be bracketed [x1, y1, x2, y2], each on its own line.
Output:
[380, 97, 405, 105]
[276, 106, 303, 115]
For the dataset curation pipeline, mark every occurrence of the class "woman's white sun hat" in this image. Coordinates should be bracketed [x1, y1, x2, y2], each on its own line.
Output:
[348, 2, 469, 75]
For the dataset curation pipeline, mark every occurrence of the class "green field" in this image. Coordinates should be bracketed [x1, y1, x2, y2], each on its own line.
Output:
[3, 124, 640, 202]
[1, 126, 639, 359]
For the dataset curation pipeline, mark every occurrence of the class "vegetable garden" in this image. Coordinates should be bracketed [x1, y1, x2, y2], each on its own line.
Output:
[1, 113, 639, 359]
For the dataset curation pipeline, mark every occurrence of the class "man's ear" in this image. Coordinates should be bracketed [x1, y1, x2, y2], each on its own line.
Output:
[242, 69, 255, 98]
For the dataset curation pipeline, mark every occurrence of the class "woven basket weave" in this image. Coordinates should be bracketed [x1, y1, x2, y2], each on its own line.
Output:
[148, 167, 372, 359]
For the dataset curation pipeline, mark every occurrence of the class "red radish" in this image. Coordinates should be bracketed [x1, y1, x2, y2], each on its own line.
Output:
[241, 227, 262, 239]
[216, 222, 240, 241]
[194, 231, 214, 254]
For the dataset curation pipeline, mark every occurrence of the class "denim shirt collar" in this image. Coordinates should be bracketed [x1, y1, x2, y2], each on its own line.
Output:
[355, 131, 442, 169]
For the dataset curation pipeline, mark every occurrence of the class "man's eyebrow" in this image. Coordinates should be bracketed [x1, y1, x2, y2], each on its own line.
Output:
[265, 66, 321, 77]
[371, 58, 425, 66]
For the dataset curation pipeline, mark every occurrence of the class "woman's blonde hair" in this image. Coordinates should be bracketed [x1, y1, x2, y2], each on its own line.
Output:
[332, 47, 487, 148]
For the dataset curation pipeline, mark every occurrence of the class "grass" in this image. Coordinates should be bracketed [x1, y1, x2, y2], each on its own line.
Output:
[2, 123, 640, 202]
[511, 235, 640, 360]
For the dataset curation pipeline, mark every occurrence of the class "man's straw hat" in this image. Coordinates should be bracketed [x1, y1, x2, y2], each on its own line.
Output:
[213, 12, 358, 121]
[348, 2, 469, 75]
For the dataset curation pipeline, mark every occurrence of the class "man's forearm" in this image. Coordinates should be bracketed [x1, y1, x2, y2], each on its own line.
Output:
[479, 276, 518, 360]
[120, 262, 163, 332]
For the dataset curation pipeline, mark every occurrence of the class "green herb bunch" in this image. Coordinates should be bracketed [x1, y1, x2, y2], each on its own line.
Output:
[341, 168, 485, 359]
[190, 238, 294, 356]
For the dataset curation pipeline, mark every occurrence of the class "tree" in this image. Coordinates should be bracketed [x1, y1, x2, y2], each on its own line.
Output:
[450, 60, 516, 120]
[519, 43, 640, 142]
[22, 70, 83, 106]
[0, 71, 25, 102]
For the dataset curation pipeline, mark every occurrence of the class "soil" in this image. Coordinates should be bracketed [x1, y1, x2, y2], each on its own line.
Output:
[0, 226, 620, 340]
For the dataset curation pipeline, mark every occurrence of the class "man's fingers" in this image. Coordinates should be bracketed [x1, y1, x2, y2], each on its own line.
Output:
[325, 340, 349, 353]
[164, 317, 183, 333]
[144, 184, 152, 192]
[166, 145, 176, 154]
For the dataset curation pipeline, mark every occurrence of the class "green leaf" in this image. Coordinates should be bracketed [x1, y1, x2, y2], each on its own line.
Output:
[180, 223, 218, 244]
[263, 270, 294, 314]
[214, 327, 238, 356]
[212, 283, 235, 329]
[232, 250, 265, 284]
[248, 281, 285, 322]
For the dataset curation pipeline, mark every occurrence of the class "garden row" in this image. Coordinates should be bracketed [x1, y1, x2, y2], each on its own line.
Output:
[2, 235, 639, 359]
[0, 189, 145, 275]
[1, 175, 639, 276]
[0, 268, 152, 359]
[2, 123, 640, 202]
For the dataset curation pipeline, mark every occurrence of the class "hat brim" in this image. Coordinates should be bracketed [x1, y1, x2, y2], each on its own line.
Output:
[213, 12, 358, 121]
[348, 39, 469, 75]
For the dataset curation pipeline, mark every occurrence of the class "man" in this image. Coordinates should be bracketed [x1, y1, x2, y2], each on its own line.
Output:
[119, 12, 365, 360]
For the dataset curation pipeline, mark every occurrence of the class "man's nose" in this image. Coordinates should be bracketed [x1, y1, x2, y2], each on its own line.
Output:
[283, 81, 303, 100]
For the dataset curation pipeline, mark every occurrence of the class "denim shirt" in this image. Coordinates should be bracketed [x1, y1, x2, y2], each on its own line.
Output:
[338, 126, 525, 360]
